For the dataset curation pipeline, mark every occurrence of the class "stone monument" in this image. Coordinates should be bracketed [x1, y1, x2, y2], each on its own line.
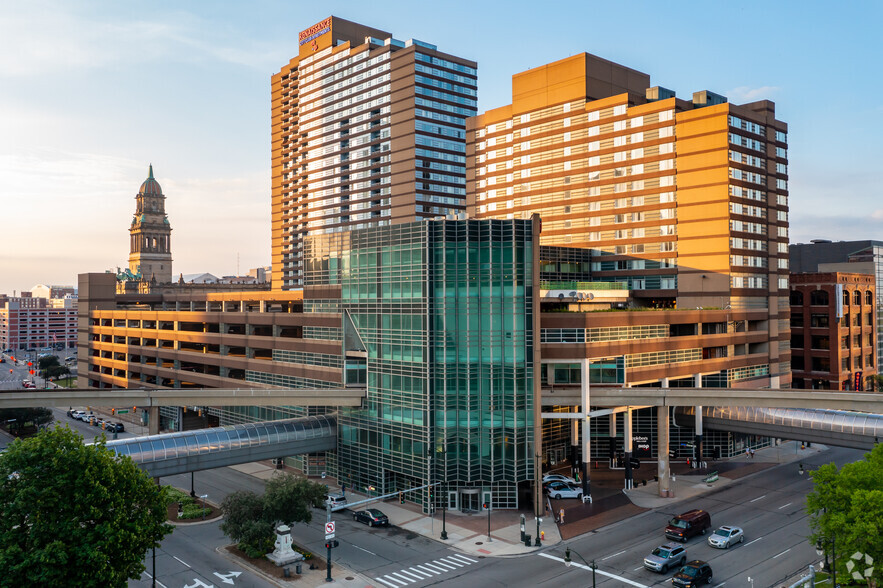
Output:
[266, 524, 304, 566]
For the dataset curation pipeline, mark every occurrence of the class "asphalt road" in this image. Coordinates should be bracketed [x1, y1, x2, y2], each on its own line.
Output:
[438, 446, 862, 588]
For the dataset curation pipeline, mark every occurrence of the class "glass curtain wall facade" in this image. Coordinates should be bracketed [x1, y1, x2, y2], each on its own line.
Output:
[304, 218, 536, 510]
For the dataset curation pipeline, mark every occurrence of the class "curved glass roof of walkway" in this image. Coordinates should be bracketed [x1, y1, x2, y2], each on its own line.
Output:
[699, 407, 883, 450]
[103, 415, 337, 478]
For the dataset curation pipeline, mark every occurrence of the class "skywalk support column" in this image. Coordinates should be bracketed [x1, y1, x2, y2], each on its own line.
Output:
[658, 405, 670, 497]
[623, 407, 633, 490]
[580, 359, 591, 500]
[148, 406, 159, 435]
[608, 413, 617, 467]
[571, 410, 580, 480]
[694, 374, 703, 468]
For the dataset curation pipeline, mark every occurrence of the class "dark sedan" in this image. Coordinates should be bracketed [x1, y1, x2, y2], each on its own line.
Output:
[352, 508, 389, 527]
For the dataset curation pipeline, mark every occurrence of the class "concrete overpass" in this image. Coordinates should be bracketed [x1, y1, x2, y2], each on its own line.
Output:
[541, 386, 883, 413]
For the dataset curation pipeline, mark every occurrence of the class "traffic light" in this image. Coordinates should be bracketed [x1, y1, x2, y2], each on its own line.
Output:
[399, 492, 404, 504]
[629, 457, 641, 469]
[324, 540, 339, 549]
[429, 487, 433, 500]
[482, 502, 489, 510]
[111, 408, 115, 415]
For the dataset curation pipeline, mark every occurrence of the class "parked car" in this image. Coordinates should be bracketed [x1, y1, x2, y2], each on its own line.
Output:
[644, 542, 687, 573]
[105, 422, 125, 433]
[325, 493, 347, 509]
[707, 525, 743, 549]
[352, 508, 389, 527]
[70, 410, 86, 420]
[671, 560, 712, 587]
[542, 473, 576, 485]
[546, 481, 583, 500]
[665, 509, 711, 542]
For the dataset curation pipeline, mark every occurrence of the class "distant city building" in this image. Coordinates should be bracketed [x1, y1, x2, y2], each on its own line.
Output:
[30, 284, 76, 300]
[790, 240, 883, 369]
[128, 164, 173, 284]
[789, 272, 876, 390]
[1, 294, 77, 351]
[179, 273, 220, 284]
[247, 266, 271, 283]
[272, 16, 477, 289]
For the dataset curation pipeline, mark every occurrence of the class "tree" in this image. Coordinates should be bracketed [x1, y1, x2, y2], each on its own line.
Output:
[220, 473, 327, 558]
[37, 355, 60, 370]
[220, 490, 273, 558]
[0, 407, 53, 435]
[807, 443, 883, 587]
[0, 427, 173, 586]
[263, 472, 328, 527]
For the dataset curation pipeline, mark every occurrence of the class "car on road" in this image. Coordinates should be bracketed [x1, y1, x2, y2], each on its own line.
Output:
[665, 509, 711, 542]
[671, 560, 712, 587]
[542, 473, 576, 485]
[325, 493, 347, 509]
[352, 508, 389, 527]
[80, 413, 95, 423]
[546, 481, 583, 500]
[106, 422, 125, 433]
[643, 542, 687, 573]
[70, 410, 86, 420]
[707, 525, 743, 549]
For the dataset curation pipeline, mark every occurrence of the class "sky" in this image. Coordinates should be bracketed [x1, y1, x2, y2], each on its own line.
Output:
[1, 0, 881, 295]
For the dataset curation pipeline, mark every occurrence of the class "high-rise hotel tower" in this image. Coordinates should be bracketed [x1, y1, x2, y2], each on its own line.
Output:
[272, 17, 477, 289]
[467, 53, 790, 315]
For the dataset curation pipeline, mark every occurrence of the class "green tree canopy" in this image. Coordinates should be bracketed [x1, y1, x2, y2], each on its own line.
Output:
[0, 427, 173, 586]
[220, 472, 327, 558]
[807, 443, 883, 587]
[0, 407, 53, 434]
[37, 355, 60, 370]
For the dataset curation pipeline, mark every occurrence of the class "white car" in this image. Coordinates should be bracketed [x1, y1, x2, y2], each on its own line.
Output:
[707, 525, 743, 549]
[546, 482, 583, 500]
[542, 473, 576, 485]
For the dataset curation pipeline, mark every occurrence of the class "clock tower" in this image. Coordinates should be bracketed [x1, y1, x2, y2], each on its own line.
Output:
[128, 164, 172, 283]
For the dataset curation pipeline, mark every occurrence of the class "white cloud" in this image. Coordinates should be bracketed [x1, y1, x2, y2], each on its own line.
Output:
[726, 85, 781, 103]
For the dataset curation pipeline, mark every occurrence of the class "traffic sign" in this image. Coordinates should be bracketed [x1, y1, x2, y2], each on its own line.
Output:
[325, 521, 335, 534]
[116, 409, 129, 414]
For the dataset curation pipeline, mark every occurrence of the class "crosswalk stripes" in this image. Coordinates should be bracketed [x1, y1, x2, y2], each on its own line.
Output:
[375, 554, 478, 587]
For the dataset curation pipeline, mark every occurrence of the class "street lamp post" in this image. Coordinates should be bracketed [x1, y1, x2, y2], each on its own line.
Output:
[816, 536, 836, 587]
[535, 453, 542, 546]
[440, 449, 448, 540]
[564, 546, 597, 587]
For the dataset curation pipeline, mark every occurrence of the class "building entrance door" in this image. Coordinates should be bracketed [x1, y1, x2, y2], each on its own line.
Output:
[459, 488, 480, 512]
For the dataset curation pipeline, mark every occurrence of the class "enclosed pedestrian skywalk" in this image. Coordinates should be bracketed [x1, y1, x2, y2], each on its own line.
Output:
[102, 415, 337, 478]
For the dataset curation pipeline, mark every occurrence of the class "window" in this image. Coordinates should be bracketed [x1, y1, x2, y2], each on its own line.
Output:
[867, 313, 873, 325]
[842, 357, 850, 371]
[866, 291, 873, 305]
[854, 290, 862, 305]
[790, 314, 804, 328]
[854, 335, 861, 348]
[810, 290, 829, 305]
[790, 291, 804, 306]
[812, 357, 830, 372]
[843, 289, 850, 306]
[811, 335, 830, 350]
[854, 314, 861, 327]
[810, 314, 829, 328]
[841, 336, 849, 349]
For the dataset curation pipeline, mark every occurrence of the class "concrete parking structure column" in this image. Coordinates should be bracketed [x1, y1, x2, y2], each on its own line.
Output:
[623, 407, 633, 490]
[657, 405, 671, 497]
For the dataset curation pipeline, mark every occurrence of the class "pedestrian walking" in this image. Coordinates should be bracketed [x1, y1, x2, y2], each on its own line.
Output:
[750, 448, 756, 459]
[559, 508, 565, 525]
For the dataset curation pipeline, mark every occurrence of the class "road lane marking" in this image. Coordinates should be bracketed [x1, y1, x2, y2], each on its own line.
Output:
[415, 564, 440, 575]
[351, 544, 377, 555]
[389, 571, 415, 583]
[634, 566, 644, 571]
[397, 569, 424, 581]
[421, 562, 447, 573]
[714, 583, 726, 587]
[376, 576, 404, 587]
[538, 553, 650, 588]
[407, 567, 431, 578]
[602, 550, 627, 561]
[431, 560, 456, 570]
[778, 502, 792, 509]
[773, 548, 791, 559]
[749, 495, 766, 503]
[173, 556, 191, 567]
[142, 573, 168, 588]
[439, 557, 465, 567]
[449, 553, 478, 563]
[744, 537, 763, 546]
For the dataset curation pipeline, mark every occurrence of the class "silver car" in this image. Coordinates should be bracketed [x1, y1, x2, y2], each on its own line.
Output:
[707, 525, 743, 549]
[643, 542, 686, 573]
